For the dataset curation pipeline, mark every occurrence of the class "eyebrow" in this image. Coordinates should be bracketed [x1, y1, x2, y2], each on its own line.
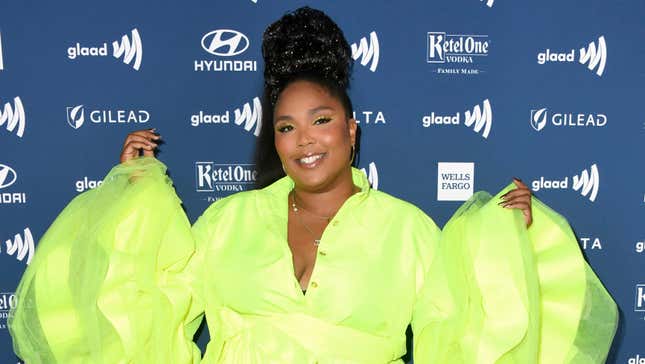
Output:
[274, 105, 335, 123]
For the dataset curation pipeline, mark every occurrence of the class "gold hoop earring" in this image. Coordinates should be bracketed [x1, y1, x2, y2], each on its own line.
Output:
[350, 145, 355, 165]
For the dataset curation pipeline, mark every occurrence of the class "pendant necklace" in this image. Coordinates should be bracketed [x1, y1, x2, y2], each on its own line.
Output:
[290, 191, 332, 246]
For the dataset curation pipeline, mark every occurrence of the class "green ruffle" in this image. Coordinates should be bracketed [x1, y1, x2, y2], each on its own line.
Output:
[9, 158, 200, 363]
[416, 188, 618, 363]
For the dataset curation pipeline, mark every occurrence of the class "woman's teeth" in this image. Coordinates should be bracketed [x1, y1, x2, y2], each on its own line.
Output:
[299, 154, 323, 164]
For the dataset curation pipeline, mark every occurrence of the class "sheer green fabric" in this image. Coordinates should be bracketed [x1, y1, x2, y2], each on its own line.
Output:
[9, 158, 617, 363]
[413, 189, 618, 363]
[9, 158, 201, 363]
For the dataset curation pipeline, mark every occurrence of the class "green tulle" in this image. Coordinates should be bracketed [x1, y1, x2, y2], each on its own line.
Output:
[9, 158, 617, 363]
[9, 158, 201, 364]
[415, 189, 618, 363]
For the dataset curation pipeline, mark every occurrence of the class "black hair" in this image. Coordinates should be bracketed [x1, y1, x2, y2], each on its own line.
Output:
[254, 6, 359, 189]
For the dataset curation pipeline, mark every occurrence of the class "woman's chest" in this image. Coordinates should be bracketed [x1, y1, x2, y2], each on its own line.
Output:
[202, 220, 419, 333]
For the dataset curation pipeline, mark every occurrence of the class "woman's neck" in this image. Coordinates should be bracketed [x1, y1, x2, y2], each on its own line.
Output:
[292, 174, 358, 218]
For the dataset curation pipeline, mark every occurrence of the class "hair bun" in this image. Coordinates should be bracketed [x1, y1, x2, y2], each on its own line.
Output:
[262, 7, 353, 104]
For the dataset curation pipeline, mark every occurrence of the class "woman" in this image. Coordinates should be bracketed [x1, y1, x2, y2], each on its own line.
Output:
[10, 7, 616, 364]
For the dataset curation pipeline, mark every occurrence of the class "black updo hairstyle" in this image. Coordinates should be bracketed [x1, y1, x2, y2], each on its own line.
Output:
[254, 6, 360, 189]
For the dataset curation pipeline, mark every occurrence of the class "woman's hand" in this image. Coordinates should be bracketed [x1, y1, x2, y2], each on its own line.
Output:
[499, 178, 533, 227]
[120, 129, 161, 163]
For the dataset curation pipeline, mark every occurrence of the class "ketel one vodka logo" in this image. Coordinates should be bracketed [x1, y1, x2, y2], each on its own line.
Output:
[426, 32, 489, 75]
[531, 164, 600, 202]
[0, 96, 26, 138]
[66, 105, 150, 129]
[422, 99, 492, 139]
[536, 36, 607, 77]
[67, 28, 143, 70]
[351, 31, 379, 72]
[195, 163, 257, 193]
[0, 292, 17, 329]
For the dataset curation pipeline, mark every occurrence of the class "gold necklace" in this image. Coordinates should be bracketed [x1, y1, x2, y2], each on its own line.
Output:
[290, 191, 326, 246]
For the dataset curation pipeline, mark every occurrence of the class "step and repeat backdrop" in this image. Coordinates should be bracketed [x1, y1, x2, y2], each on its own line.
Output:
[0, 0, 643, 362]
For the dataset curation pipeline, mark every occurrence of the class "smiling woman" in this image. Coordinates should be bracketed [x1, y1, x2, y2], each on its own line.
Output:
[9, 6, 617, 364]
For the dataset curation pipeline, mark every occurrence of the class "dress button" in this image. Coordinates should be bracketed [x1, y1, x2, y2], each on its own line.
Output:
[319, 250, 327, 256]
[332, 220, 339, 226]
[311, 281, 318, 288]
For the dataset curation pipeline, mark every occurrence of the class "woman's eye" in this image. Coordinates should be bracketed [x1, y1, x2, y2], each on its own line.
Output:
[314, 117, 332, 125]
[277, 125, 293, 133]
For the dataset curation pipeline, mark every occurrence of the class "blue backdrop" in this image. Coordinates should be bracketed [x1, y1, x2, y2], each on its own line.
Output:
[1, 0, 643, 362]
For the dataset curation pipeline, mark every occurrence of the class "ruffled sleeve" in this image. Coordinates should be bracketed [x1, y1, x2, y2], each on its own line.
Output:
[411, 184, 618, 364]
[9, 157, 203, 364]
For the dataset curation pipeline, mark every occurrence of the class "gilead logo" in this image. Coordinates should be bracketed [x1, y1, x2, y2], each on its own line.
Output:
[530, 108, 607, 132]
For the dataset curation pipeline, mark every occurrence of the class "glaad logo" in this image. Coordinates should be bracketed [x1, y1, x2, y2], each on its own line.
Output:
[0, 163, 27, 205]
[191, 97, 262, 136]
[635, 241, 644, 253]
[75, 177, 103, 193]
[195, 163, 257, 194]
[437, 162, 474, 201]
[1, 96, 26, 138]
[351, 31, 379, 72]
[635, 284, 645, 312]
[66, 105, 150, 129]
[530, 108, 607, 132]
[2, 228, 34, 265]
[572, 164, 600, 202]
[0, 292, 17, 329]
[353, 110, 386, 124]
[67, 28, 143, 71]
[628, 355, 645, 364]
[531, 164, 599, 202]
[359, 162, 379, 190]
[481, 0, 494, 7]
[112, 29, 143, 70]
[422, 99, 492, 139]
[195, 29, 257, 72]
[427, 32, 489, 75]
[536, 36, 606, 77]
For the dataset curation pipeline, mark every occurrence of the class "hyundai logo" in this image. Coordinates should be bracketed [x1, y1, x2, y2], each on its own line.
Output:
[201, 29, 250, 57]
[0, 164, 17, 189]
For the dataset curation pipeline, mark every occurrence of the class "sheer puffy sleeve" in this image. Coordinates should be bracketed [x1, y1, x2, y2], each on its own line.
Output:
[9, 157, 203, 363]
[411, 184, 617, 364]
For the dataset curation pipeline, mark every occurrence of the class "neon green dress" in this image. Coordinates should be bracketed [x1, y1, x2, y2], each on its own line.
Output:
[9, 158, 617, 363]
